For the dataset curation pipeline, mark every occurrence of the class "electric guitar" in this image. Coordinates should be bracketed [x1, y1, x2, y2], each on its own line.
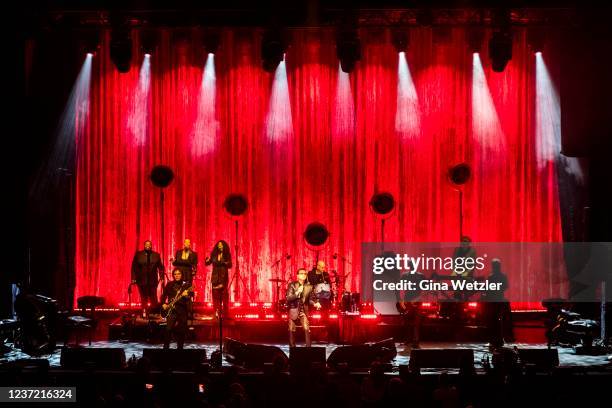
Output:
[161, 283, 194, 318]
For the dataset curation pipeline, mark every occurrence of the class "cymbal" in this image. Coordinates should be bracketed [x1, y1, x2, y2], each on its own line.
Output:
[268, 278, 286, 283]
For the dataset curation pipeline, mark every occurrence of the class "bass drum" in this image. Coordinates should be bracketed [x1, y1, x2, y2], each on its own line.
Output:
[314, 282, 332, 299]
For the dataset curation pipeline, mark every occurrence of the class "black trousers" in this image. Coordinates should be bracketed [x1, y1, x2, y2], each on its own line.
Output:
[164, 306, 188, 349]
[137, 283, 158, 309]
[486, 302, 513, 346]
[212, 288, 229, 318]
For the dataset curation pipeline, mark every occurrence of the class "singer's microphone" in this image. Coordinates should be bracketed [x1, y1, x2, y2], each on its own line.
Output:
[286, 254, 291, 260]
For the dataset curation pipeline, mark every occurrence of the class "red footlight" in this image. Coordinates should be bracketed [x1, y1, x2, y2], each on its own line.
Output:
[265, 314, 275, 319]
[249, 302, 259, 307]
[244, 314, 260, 319]
[467, 302, 479, 309]
[419, 302, 438, 311]
[329, 314, 339, 319]
[233, 302, 242, 307]
[311, 314, 322, 320]
[281, 314, 288, 319]
[263, 302, 273, 308]
[360, 314, 378, 320]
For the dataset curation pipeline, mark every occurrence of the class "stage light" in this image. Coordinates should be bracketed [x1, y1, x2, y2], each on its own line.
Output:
[472, 52, 504, 149]
[527, 27, 545, 54]
[265, 57, 293, 141]
[535, 53, 583, 181]
[110, 27, 133, 73]
[261, 29, 286, 72]
[336, 30, 361, 73]
[467, 28, 484, 54]
[391, 29, 409, 53]
[488, 30, 512, 72]
[140, 29, 158, 56]
[396, 51, 420, 139]
[192, 52, 218, 156]
[203, 29, 220, 55]
[332, 64, 355, 139]
[128, 54, 151, 146]
[81, 29, 100, 55]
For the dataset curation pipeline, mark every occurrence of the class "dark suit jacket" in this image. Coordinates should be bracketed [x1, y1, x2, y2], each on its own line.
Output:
[131, 250, 164, 286]
[205, 256, 232, 290]
[172, 249, 198, 280]
[286, 281, 316, 319]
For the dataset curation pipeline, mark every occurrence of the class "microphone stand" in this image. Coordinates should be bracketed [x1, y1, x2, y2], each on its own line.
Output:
[270, 255, 290, 312]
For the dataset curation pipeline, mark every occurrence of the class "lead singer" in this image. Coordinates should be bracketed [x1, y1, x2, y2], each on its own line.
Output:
[205, 240, 232, 319]
[286, 268, 321, 347]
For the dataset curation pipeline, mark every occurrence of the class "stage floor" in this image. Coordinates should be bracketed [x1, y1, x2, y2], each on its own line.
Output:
[2, 341, 611, 372]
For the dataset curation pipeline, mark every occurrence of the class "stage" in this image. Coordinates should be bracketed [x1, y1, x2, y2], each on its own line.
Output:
[2, 340, 611, 373]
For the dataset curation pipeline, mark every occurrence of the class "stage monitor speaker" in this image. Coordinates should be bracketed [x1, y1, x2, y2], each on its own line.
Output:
[60, 347, 126, 370]
[327, 345, 372, 370]
[409, 349, 474, 370]
[327, 339, 396, 371]
[289, 347, 326, 374]
[223, 338, 288, 370]
[517, 348, 559, 370]
[142, 349, 207, 371]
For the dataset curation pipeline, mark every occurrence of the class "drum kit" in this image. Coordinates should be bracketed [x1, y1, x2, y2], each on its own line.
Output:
[268, 263, 359, 313]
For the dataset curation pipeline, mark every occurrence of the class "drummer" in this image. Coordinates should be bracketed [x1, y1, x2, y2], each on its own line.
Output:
[308, 260, 332, 308]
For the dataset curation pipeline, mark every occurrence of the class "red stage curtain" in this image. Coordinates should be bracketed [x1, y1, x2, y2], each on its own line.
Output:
[75, 28, 562, 307]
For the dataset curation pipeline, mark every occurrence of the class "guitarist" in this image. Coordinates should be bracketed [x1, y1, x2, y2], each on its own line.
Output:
[161, 268, 193, 349]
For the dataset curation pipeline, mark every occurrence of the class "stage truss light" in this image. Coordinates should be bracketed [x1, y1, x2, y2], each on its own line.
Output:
[467, 28, 484, 54]
[110, 27, 133, 73]
[81, 29, 100, 55]
[488, 30, 512, 72]
[203, 29, 221, 55]
[140, 29, 158, 56]
[527, 27, 545, 54]
[336, 29, 361, 73]
[261, 29, 286, 73]
[391, 29, 409, 53]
